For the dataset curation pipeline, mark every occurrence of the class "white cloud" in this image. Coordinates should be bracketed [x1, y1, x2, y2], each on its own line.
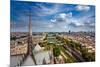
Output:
[66, 12, 72, 17]
[75, 22, 84, 26]
[50, 19, 56, 22]
[50, 12, 73, 24]
[59, 12, 72, 19]
[59, 13, 67, 19]
[75, 5, 90, 11]
[35, 3, 60, 16]
[48, 24, 54, 28]
[68, 15, 95, 29]
[70, 19, 84, 26]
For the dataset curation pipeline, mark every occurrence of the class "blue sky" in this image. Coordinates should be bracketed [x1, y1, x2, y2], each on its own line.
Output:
[11, 1, 95, 32]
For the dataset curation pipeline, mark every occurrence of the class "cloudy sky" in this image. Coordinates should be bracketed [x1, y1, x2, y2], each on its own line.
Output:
[11, 1, 95, 32]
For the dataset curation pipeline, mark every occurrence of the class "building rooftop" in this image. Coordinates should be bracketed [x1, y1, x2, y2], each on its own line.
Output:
[33, 44, 42, 53]
[22, 55, 35, 66]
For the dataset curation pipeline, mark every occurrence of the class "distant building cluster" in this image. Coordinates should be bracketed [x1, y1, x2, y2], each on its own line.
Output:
[10, 42, 28, 55]
[59, 32, 95, 53]
[10, 32, 95, 66]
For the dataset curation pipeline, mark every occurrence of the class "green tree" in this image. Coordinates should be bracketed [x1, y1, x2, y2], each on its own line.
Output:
[11, 36, 17, 40]
[81, 47, 95, 61]
[53, 47, 61, 57]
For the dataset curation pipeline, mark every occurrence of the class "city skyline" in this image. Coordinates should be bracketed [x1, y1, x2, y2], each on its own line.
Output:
[10, 0, 95, 67]
[11, 1, 95, 32]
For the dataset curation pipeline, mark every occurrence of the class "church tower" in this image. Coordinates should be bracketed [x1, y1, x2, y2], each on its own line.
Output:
[28, 10, 33, 55]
